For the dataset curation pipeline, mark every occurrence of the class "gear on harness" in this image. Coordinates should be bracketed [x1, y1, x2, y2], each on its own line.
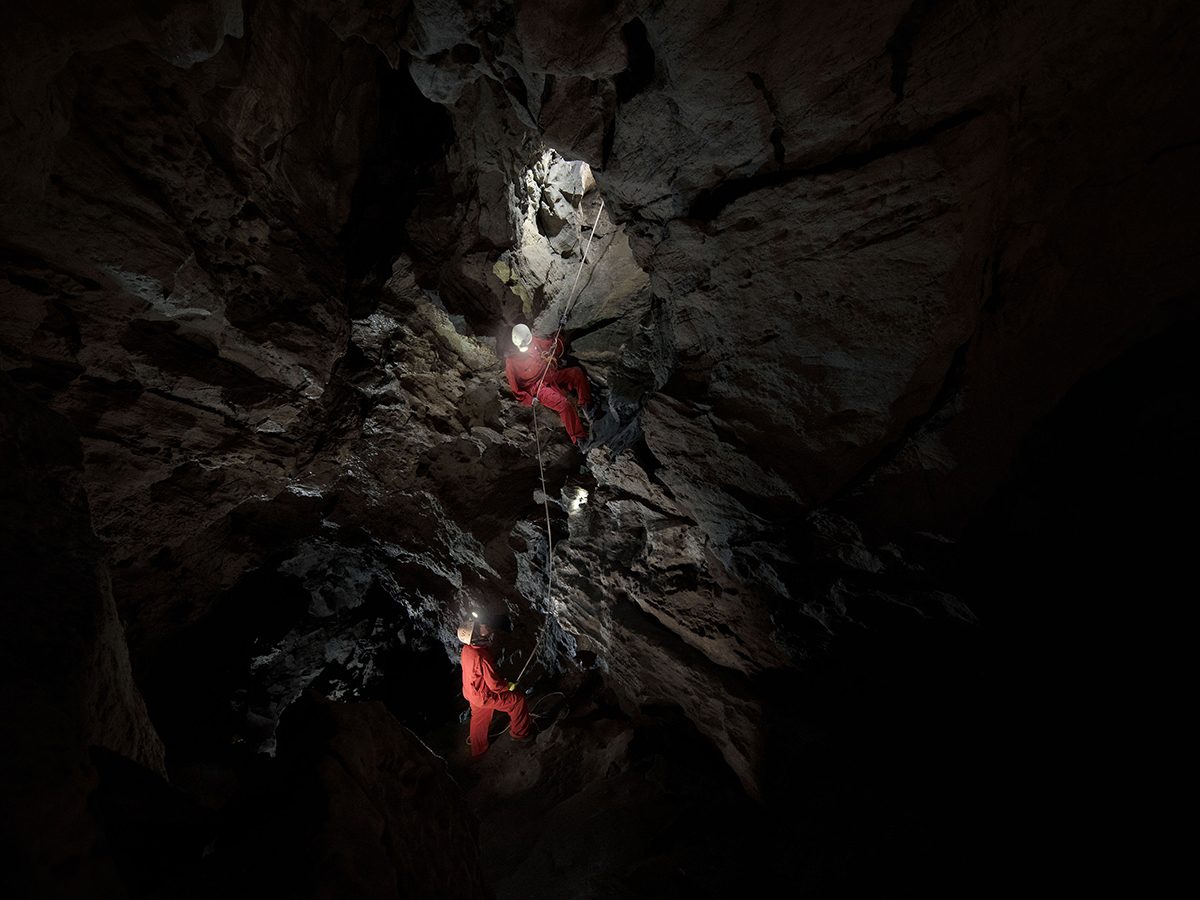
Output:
[505, 331, 592, 444]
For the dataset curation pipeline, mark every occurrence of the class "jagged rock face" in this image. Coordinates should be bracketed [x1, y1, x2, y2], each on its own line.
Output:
[1, 0, 387, 648]
[400, 0, 1198, 527]
[388, 0, 1198, 789]
[1, 0, 1196, 893]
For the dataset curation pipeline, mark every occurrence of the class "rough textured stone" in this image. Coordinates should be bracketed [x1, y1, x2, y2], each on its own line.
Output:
[388, 0, 1199, 794]
[1, 0, 1196, 893]
[0, 0, 385, 652]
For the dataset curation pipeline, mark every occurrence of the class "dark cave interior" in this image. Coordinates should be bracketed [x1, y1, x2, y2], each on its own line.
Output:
[2, 1, 1197, 897]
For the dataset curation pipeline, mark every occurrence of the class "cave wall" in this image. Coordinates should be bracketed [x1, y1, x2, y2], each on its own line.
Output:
[383, 0, 1198, 789]
[2, 0, 381, 648]
[1, 374, 164, 897]
[397, 0, 1198, 533]
[1, 0, 1196, 890]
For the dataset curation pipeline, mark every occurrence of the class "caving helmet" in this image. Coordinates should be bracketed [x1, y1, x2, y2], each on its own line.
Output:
[511, 323, 533, 352]
[457, 621, 477, 645]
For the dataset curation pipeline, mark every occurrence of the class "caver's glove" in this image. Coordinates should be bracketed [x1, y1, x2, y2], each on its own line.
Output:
[507, 681, 517, 692]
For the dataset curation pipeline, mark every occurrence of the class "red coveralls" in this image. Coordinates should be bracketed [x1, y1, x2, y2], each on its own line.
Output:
[505, 334, 592, 444]
[461, 642, 532, 756]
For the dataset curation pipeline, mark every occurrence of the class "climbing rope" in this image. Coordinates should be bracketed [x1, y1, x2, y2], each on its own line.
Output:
[527, 691, 570, 737]
[464, 197, 607, 756]
[530, 195, 606, 400]
[517, 194, 606, 687]
[525, 396, 554, 681]
[530, 691, 569, 726]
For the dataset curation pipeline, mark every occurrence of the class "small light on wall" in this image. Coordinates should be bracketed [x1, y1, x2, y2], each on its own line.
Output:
[568, 486, 589, 515]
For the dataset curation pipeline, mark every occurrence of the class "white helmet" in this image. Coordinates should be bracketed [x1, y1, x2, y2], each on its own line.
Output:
[457, 621, 477, 645]
[511, 323, 533, 352]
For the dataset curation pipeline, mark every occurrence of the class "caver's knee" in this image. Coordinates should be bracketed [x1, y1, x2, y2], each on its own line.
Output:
[536, 386, 568, 410]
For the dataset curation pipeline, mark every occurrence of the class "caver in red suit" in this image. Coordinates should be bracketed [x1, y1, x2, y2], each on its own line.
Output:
[505, 324, 592, 445]
[458, 621, 532, 756]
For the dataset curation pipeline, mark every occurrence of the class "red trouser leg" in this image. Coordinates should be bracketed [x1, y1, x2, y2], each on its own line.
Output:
[468, 692, 532, 755]
[492, 690, 533, 740]
[468, 704, 494, 757]
[535, 384, 585, 444]
[551, 366, 592, 408]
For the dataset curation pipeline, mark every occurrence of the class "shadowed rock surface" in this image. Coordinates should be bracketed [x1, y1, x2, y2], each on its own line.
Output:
[2, 0, 1196, 896]
[207, 694, 491, 900]
[1, 374, 164, 898]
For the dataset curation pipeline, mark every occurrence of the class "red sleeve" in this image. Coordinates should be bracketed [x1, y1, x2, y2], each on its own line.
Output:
[505, 357, 531, 405]
[478, 649, 510, 693]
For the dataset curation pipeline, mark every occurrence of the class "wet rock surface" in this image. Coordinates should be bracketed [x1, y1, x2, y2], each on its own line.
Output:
[1, 0, 1196, 895]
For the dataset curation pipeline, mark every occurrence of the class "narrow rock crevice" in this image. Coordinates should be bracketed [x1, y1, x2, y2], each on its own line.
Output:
[885, 0, 942, 104]
[613, 18, 656, 103]
[747, 71, 786, 166]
